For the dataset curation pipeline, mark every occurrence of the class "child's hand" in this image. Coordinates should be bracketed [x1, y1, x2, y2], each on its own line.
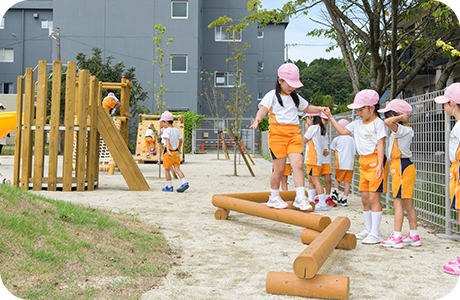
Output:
[323, 149, 329, 156]
[250, 117, 261, 129]
[168, 151, 172, 157]
[400, 114, 410, 123]
[375, 165, 383, 179]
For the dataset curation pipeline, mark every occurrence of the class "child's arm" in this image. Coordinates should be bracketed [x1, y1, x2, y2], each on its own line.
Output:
[324, 110, 351, 136]
[375, 137, 385, 179]
[165, 138, 172, 156]
[178, 137, 183, 153]
[303, 105, 329, 115]
[303, 123, 310, 144]
[250, 105, 269, 129]
[384, 114, 409, 133]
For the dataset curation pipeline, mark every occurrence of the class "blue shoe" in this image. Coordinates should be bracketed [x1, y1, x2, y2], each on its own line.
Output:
[162, 186, 173, 192]
[176, 182, 189, 193]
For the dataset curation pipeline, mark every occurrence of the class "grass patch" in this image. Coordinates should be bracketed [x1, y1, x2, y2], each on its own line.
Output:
[0, 185, 173, 299]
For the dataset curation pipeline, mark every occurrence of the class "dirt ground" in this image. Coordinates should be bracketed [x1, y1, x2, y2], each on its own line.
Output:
[1, 153, 459, 300]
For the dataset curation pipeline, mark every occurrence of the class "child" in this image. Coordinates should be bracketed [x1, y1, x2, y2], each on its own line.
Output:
[144, 123, 156, 158]
[102, 92, 121, 115]
[303, 113, 328, 211]
[434, 83, 460, 275]
[325, 89, 388, 244]
[377, 99, 420, 249]
[250, 63, 329, 211]
[160, 111, 189, 193]
[0, 173, 11, 185]
[318, 112, 336, 207]
[330, 119, 356, 207]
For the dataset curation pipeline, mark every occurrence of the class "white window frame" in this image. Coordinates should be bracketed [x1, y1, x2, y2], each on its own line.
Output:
[0, 48, 14, 62]
[170, 54, 188, 73]
[171, 1, 188, 19]
[214, 72, 240, 88]
[214, 26, 242, 42]
[257, 29, 264, 38]
[41, 20, 53, 29]
[257, 93, 263, 100]
[257, 61, 264, 72]
[0, 18, 4, 29]
[0, 83, 13, 94]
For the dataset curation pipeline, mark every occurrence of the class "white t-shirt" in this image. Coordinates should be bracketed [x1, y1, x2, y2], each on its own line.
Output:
[388, 124, 413, 160]
[450, 120, 460, 162]
[304, 124, 324, 167]
[162, 127, 182, 150]
[346, 116, 387, 156]
[259, 89, 308, 125]
[330, 135, 356, 170]
[145, 128, 154, 138]
[322, 132, 330, 164]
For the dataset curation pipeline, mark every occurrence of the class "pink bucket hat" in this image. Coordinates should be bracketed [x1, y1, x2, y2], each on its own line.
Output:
[347, 89, 379, 109]
[303, 112, 321, 118]
[320, 112, 328, 119]
[337, 119, 350, 127]
[435, 83, 460, 104]
[278, 63, 303, 88]
[160, 111, 174, 122]
[378, 99, 412, 115]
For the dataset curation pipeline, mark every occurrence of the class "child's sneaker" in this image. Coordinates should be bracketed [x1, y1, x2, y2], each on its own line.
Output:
[162, 186, 173, 192]
[313, 196, 319, 204]
[381, 234, 403, 249]
[339, 196, 348, 207]
[177, 182, 189, 193]
[356, 228, 370, 240]
[362, 232, 383, 244]
[314, 203, 329, 211]
[331, 190, 339, 202]
[267, 195, 289, 209]
[325, 197, 337, 207]
[443, 257, 460, 275]
[402, 234, 421, 246]
[293, 196, 313, 212]
[0, 177, 10, 185]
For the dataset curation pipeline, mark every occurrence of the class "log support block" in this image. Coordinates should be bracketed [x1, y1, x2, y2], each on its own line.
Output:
[301, 228, 356, 250]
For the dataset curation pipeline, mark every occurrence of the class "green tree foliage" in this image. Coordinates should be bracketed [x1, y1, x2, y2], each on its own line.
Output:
[170, 111, 205, 153]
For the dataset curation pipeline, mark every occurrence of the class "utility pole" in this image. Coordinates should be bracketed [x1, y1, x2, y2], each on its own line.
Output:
[56, 27, 61, 61]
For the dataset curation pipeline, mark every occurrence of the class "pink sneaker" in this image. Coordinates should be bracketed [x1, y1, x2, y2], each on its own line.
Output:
[402, 234, 421, 246]
[381, 234, 403, 249]
[443, 257, 460, 275]
[267, 195, 289, 209]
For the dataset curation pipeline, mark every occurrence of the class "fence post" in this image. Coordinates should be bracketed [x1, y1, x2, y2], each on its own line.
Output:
[445, 115, 452, 235]
[192, 127, 196, 154]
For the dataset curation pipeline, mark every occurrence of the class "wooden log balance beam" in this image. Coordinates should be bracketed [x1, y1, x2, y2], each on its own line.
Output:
[266, 272, 350, 300]
[212, 194, 331, 232]
[293, 216, 351, 279]
[301, 228, 357, 250]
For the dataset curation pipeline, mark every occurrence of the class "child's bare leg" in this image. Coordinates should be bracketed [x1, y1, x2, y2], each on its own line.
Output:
[165, 169, 172, 181]
[307, 175, 315, 190]
[271, 157, 286, 190]
[403, 199, 418, 230]
[324, 174, 331, 195]
[344, 182, 351, 196]
[287, 153, 304, 189]
[393, 198, 404, 232]
[173, 166, 185, 179]
[281, 175, 288, 191]
[369, 191, 382, 212]
[361, 191, 371, 211]
[311, 176, 324, 195]
[334, 179, 340, 190]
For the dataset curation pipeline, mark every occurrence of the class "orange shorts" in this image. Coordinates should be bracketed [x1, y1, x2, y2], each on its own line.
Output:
[103, 98, 117, 111]
[450, 162, 460, 210]
[307, 164, 321, 177]
[336, 169, 354, 183]
[144, 136, 155, 147]
[358, 153, 388, 193]
[283, 164, 292, 176]
[268, 124, 303, 159]
[320, 163, 332, 176]
[390, 158, 416, 199]
[163, 148, 181, 169]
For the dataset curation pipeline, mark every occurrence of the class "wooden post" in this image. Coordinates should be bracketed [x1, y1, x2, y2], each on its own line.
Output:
[63, 62, 77, 191]
[86, 76, 100, 191]
[212, 194, 331, 232]
[20, 68, 34, 190]
[120, 76, 131, 143]
[293, 217, 351, 279]
[266, 272, 349, 300]
[48, 60, 62, 191]
[76, 70, 90, 191]
[13, 75, 24, 188]
[228, 128, 254, 177]
[221, 130, 230, 160]
[301, 228, 357, 250]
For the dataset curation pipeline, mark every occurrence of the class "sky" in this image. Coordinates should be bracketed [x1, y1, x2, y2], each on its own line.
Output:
[261, 0, 342, 63]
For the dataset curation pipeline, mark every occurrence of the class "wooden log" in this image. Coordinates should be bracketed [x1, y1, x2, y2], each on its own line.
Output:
[214, 208, 229, 220]
[212, 195, 331, 232]
[266, 271, 349, 300]
[222, 190, 297, 203]
[293, 217, 351, 279]
[301, 228, 357, 250]
[13, 75, 24, 188]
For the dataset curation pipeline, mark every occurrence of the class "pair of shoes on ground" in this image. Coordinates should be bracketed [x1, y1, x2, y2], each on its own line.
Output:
[1, 178, 11, 185]
[443, 257, 460, 275]
[336, 197, 348, 206]
[380, 233, 421, 248]
[355, 229, 382, 244]
[267, 195, 313, 211]
[314, 196, 336, 208]
[162, 182, 189, 193]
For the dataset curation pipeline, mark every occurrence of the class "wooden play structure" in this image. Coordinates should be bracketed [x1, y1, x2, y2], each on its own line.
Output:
[13, 60, 149, 191]
[135, 114, 185, 163]
[212, 190, 355, 299]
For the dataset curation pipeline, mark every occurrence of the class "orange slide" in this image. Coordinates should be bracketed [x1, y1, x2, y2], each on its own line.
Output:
[0, 112, 17, 140]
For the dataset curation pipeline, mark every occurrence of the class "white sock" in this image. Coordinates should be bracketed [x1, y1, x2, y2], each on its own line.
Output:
[270, 189, 280, 197]
[181, 177, 187, 185]
[410, 230, 418, 237]
[333, 188, 339, 194]
[371, 211, 383, 236]
[318, 194, 326, 206]
[394, 231, 402, 238]
[295, 187, 305, 199]
[342, 195, 348, 200]
[325, 194, 330, 199]
[167, 180, 172, 187]
[363, 210, 372, 232]
[308, 189, 316, 202]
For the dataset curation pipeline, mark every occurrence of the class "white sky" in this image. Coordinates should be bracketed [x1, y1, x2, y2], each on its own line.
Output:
[261, 0, 341, 63]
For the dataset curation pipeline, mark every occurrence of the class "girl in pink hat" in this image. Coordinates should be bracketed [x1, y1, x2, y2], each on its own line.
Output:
[377, 99, 420, 249]
[325, 89, 389, 244]
[250, 63, 329, 211]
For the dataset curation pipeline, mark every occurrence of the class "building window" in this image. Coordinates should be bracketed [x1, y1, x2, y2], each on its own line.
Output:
[215, 26, 242, 42]
[0, 48, 14, 62]
[41, 20, 53, 29]
[170, 55, 187, 73]
[257, 29, 263, 38]
[171, 1, 188, 19]
[0, 18, 4, 29]
[0, 83, 13, 94]
[258, 93, 263, 100]
[215, 72, 238, 87]
[257, 61, 264, 72]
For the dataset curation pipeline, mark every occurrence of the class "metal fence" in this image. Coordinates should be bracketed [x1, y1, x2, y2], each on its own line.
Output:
[328, 90, 459, 235]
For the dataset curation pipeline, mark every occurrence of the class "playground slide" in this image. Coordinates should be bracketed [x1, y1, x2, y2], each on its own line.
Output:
[0, 112, 17, 140]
